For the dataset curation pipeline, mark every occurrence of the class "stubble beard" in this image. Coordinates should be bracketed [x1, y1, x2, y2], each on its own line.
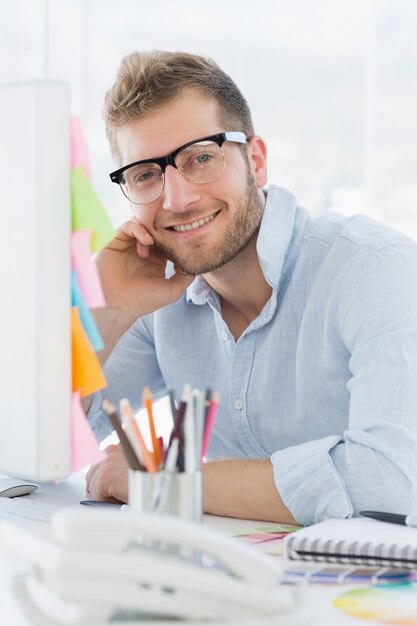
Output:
[153, 172, 265, 276]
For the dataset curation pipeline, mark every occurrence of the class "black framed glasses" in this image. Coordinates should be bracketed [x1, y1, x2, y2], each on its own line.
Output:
[109, 131, 248, 204]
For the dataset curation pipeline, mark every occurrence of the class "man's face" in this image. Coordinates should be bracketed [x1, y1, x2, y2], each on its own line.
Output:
[116, 90, 267, 275]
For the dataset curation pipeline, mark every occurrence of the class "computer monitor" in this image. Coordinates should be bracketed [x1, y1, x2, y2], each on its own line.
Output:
[0, 80, 71, 480]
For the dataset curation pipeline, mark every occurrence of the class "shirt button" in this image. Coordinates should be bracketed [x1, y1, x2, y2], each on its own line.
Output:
[234, 399, 243, 410]
[221, 332, 228, 340]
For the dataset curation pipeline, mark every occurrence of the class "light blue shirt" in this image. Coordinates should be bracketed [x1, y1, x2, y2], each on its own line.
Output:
[88, 185, 417, 525]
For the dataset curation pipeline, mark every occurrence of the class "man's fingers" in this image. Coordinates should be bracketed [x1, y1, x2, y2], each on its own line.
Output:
[85, 443, 130, 501]
[121, 220, 153, 244]
[85, 461, 100, 493]
[107, 219, 154, 255]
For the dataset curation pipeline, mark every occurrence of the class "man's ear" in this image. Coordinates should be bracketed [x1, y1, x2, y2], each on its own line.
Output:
[247, 135, 268, 188]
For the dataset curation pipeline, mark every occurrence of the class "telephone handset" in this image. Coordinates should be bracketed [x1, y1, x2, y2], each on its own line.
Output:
[1, 506, 309, 626]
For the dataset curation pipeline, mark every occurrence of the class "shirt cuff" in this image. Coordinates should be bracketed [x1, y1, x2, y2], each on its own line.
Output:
[86, 390, 112, 442]
[271, 435, 353, 526]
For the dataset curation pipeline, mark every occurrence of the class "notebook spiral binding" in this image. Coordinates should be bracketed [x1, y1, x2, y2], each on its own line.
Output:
[286, 535, 417, 569]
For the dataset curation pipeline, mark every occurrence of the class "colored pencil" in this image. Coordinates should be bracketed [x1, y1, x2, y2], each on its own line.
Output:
[143, 386, 162, 467]
[201, 392, 220, 459]
[120, 398, 157, 473]
[101, 399, 143, 471]
[184, 389, 196, 472]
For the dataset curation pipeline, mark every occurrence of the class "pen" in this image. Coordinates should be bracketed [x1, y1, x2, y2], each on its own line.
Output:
[167, 384, 190, 471]
[204, 388, 212, 424]
[168, 388, 177, 422]
[360, 510, 417, 528]
[152, 438, 180, 512]
[80, 500, 122, 507]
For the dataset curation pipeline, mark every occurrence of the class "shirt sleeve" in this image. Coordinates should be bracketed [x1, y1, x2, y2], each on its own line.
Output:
[271, 242, 417, 526]
[86, 313, 166, 441]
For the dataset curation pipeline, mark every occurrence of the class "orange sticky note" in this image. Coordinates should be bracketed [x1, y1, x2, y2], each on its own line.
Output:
[71, 391, 106, 472]
[71, 115, 91, 179]
[72, 306, 107, 397]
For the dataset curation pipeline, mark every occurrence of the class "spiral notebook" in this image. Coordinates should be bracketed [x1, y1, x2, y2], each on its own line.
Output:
[285, 517, 417, 569]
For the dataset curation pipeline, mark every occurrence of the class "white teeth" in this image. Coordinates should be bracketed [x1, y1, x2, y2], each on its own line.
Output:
[172, 212, 217, 232]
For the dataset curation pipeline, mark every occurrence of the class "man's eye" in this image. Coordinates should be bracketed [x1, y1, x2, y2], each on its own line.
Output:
[187, 152, 213, 168]
[136, 170, 156, 182]
[129, 167, 161, 185]
[195, 153, 211, 164]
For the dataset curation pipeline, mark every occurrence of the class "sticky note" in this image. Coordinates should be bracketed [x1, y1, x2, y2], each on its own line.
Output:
[71, 230, 105, 309]
[71, 391, 105, 472]
[72, 306, 107, 397]
[71, 270, 104, 352]
[71, 165, 114, 253]
[70, 115, 91, 179]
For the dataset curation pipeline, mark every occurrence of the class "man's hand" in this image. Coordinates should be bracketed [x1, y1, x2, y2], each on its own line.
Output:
[85, 444, 129, 503]
[97, 219, 194, 322]
[86, 446, 297, 523]
[90, 219, 195, 367]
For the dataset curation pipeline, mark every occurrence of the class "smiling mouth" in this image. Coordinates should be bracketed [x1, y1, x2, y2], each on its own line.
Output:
[168, 211, 220, 233]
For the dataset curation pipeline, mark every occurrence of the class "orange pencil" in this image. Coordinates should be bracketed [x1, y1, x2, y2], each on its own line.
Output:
[143, 386, 162, 467]
[120, 399, 158, 473]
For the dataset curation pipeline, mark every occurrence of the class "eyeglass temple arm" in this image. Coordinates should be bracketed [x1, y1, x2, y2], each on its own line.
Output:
[223, 131, 248, 144]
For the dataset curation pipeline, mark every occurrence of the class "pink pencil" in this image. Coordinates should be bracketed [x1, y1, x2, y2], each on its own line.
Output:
[201, 392, 220, 460]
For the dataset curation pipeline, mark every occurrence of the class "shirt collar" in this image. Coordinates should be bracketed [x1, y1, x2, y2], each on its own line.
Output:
[186, 185, 299, 303]
[256, 185, 298, 288]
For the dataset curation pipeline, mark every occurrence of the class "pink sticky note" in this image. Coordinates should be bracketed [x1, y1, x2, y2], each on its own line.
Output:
[71, 391, 106, 473]
[71, 229, 105, 309]
[71, 115, 91, 179]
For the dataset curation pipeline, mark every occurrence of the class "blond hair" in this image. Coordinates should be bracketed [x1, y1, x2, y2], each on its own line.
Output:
[104, 50, 254, 164]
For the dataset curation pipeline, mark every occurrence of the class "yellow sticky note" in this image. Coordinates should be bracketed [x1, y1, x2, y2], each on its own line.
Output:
[72, 306, 107, 397]
[71, 165, 114, 253]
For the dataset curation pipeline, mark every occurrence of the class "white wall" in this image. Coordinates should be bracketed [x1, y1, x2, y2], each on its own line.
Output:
[2, 0, 417, 237]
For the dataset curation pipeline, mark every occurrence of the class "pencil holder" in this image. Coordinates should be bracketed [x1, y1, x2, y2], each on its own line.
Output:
[128, 469, 203, 524]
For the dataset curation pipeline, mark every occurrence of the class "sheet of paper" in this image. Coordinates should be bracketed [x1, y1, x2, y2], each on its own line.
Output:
[71, 166, 114, 253]
[71, 229, 105, 308]
[71, 306, 107, 397]
[71, 391, 105, 472]
[71, 270, 104, 352]
[70, 115, 91, 179]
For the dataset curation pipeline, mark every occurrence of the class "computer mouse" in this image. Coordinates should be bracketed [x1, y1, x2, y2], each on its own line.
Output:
[0, 477, 39, 498]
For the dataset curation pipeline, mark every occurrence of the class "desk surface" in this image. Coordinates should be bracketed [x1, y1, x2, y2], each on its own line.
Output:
[0, 474, 381, 626]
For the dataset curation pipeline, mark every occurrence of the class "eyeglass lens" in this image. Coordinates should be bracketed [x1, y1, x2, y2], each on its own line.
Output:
[120, 139, 225, 204]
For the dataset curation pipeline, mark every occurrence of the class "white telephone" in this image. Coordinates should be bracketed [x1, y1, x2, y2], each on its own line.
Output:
[1, 506, 309, 626]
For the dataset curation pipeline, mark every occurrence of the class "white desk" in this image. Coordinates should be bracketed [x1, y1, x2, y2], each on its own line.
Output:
[0, 475, 373, 626]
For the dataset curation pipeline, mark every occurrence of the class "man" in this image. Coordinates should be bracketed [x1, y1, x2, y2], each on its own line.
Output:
[85, 50, 417, 525]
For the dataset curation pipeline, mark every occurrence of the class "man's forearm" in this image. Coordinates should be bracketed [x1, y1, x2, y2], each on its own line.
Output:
[203, 459, 297, 524]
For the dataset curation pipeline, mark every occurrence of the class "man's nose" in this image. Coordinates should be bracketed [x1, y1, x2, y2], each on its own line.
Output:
[161, 165, 201, 212]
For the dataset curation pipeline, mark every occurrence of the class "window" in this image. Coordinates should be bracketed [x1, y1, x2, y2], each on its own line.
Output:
[3, 0, 417, 237]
